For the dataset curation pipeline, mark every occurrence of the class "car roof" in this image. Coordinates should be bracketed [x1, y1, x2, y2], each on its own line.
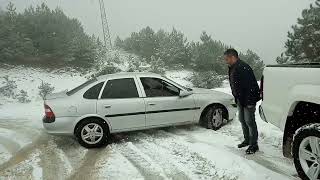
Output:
[97, 72, 162, 80]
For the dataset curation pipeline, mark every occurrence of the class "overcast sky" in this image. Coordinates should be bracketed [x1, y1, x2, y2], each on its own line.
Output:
[0, 0, 315, 64]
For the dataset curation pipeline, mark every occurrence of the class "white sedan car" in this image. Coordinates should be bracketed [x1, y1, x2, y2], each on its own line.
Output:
[43, 72, 237, 148]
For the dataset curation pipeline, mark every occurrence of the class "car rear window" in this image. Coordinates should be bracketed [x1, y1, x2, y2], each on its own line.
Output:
[83, 82, 104, 99]
[67, 78, 97, 96]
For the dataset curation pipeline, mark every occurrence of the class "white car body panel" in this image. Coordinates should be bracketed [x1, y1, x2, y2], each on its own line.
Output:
[43, 72, 237, 135]
[260, 65, 320, 131]
[97, 98, 146, 130]
[144, 96, 197, 126]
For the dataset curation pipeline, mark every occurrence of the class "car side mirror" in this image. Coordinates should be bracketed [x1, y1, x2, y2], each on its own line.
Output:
[179, 90, 193, 97]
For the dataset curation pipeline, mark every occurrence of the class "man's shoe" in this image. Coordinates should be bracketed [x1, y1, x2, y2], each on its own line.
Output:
[237, 141, 249, 148]
[245, 145, 259, 154]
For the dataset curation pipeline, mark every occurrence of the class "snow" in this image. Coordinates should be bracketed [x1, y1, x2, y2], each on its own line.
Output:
[165, 70, 193, 87]
[0, 67, 297, 179]
[30, 151, 43, 180]
[0, 145, 11, 165]
[95, 149, 144, 179]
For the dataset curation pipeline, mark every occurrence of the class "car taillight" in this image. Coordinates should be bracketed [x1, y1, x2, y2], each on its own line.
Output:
[260, 76, 264, 101]
[44, 104, 55, 118]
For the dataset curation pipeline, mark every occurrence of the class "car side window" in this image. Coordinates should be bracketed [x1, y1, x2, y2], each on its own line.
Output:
[83, 82, 104, 99]
[140, 77, 180, 97]
[101, 78, 139, 99]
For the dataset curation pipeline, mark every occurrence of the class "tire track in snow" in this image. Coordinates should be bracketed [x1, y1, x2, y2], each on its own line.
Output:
[134, 141, 191, 180]
[117, 141, 168, 180]
[0, 132, 49, 173]
[163, 127, 296, 179]
[0, 136, 20, 155]
[165, 125, 297, 178]
[52, 136, 88, 171]
[151, 130, 238, 180]
[117, 130, 234, 180]
[39, 140, 73, 180]
[225, 146, 297, 178]
[67, 148, 108, 180]
[128, 132, 191, 180]
[94, 149, 144, 179]
[0, 149, 42, 179]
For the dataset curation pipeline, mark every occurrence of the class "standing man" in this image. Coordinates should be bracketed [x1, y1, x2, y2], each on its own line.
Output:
[224, 49, 261, 154]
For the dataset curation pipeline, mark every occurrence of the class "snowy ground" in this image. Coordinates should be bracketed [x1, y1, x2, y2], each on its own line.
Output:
[0, 67, 298, 180]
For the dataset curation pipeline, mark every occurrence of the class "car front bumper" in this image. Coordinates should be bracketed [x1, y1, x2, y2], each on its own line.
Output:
[227, 105, 237, 120]
[43, 116, 75, 135]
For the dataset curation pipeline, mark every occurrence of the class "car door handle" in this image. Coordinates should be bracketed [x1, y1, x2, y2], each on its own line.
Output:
[148, 103, 156, 106]
[104, 105, 112, 108]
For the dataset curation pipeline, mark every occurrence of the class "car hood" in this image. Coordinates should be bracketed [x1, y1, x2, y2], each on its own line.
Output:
[192, 88, 233, 98]
[45, 90, 68, 100]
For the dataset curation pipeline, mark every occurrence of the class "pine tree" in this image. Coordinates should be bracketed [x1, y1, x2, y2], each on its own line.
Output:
[155, 28, 190, 67]
[190, 32, 227, 74]
[285, 0, 320, 62]
[276, 53, 290, 64]
[240, 50, 265, 79]
[0, 2, 98, 68]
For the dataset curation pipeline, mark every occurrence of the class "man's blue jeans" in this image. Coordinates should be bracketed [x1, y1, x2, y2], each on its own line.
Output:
[237, 102, 258, 145]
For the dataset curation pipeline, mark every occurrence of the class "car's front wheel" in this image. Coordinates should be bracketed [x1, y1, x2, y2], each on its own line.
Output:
[293, 124, 320, 180]
[75, 118, 109, 148]
[201, 105, 226, 131]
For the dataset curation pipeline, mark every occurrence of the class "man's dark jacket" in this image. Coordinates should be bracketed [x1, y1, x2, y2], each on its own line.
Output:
[228, 59, 260, 106]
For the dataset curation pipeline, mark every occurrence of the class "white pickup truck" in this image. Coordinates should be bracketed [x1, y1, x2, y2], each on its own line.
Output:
[259, 63, 320, 180]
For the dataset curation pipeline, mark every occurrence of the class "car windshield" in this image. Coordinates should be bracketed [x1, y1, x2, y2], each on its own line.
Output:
[66, 78, 97, 96]
[163, 77, 193, 92]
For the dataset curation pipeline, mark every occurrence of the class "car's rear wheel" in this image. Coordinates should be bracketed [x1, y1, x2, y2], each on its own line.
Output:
[293, 124, 320, 180]
[75, 118, 109, 148]
[202, 105, 225, 131]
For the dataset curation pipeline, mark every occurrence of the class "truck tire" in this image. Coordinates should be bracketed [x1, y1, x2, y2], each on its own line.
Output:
[75, 118, 109, 148]
[202, 105, 225, 131]
[293, 124, 320, 180]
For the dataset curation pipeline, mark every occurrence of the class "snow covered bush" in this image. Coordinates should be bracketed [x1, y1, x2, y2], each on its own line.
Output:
[38, 81, 55, 100]
[16, 90, 31, 103]
[190, 71, 224, 89]
[0, 75, 17, 98]
[92, 63, 121, 78]
[127, 59, 141, 72]
[127, 58, 149, 72]
[148, 56, 166, 75]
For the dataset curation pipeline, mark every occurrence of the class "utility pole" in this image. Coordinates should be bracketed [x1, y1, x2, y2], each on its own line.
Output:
[98, 0, 112, 50]
[58, 0, 61, 8]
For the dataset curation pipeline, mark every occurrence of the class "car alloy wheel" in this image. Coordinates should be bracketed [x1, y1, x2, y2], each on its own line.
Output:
[299, 136, 320, 180]
[210, 108, 223, 128]
[293, 124, 320, 180]
[81, 123, 104, 145]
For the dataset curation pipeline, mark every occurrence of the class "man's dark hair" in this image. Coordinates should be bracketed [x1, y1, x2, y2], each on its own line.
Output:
[224, 49, 239, 58]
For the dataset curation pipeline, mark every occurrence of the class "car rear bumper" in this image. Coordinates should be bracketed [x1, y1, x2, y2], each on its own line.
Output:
[259, 105, 268, 122]
[43, 116, 75, 135]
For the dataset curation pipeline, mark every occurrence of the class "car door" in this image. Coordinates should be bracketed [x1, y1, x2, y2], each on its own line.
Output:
[139, 77, 197, 127]
[96, 77, 146, 131]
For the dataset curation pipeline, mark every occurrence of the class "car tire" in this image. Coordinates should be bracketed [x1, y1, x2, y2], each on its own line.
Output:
[293, 123, 320, 180]
[202, 105, 225, 131]
[75, 118, 109, 148]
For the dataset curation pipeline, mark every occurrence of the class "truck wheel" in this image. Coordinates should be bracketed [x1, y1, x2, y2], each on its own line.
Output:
[202, 105, 225, 131]
[75, 118, 109, 148]
[293, 124, 320, 180]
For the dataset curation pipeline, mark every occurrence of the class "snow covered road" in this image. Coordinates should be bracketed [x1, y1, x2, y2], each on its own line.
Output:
[0, 115, 298, 180]
[0, 67, 299, 179]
